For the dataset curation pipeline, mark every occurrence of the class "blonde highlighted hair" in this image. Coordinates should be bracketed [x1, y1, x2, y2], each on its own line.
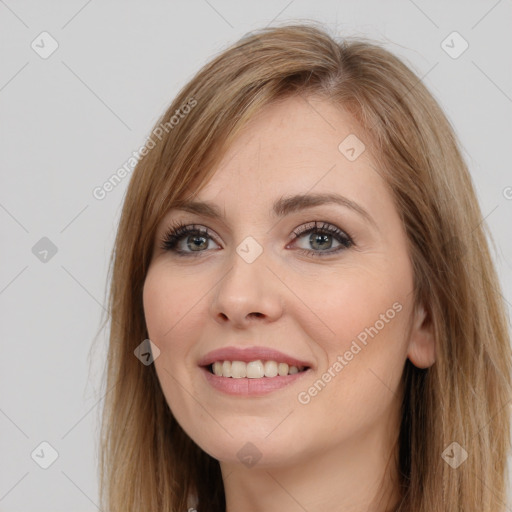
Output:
[97, 22, 512, 511]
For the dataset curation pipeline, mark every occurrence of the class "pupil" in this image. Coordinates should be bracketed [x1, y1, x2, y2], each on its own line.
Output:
[188, 235, 207, 251]
[311, 233, 331, 250]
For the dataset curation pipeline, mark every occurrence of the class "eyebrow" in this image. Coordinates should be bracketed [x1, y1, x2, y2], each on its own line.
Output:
[172, 192, 377, 229]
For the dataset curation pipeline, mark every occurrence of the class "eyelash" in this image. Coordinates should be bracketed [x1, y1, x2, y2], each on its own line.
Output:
[159, 220, 354, 258]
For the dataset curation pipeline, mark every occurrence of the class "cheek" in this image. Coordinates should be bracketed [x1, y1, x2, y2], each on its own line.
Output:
[295, 262, 410, 351]
[303, 266, 411, 396]
[336, 284, 408, 348]
[142, 264, 213, 391]
[142, 265, 200, 342]
[143, 267, 203, 423]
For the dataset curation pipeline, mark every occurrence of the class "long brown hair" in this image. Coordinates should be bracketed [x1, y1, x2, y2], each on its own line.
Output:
[96, 22, 512, 511]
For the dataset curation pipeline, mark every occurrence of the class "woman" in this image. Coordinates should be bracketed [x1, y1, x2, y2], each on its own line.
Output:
[98, 22, 512, 511]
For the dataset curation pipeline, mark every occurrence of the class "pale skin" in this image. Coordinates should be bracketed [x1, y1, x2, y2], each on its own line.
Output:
[143, 95, 436, 512]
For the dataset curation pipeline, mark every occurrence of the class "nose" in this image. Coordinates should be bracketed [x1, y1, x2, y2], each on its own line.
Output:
[209, 250, 284, 329]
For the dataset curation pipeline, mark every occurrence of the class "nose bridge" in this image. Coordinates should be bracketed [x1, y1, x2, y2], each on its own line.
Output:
[210, 238, 283, 326]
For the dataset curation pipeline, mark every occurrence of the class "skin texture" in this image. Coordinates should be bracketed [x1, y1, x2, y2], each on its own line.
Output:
[143, 95, 436, 512]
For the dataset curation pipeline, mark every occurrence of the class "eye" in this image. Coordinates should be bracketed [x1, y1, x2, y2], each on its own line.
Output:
[160, 221, 220, 257]
[289, 221, 353, 257]
[159, 220, 354, 257]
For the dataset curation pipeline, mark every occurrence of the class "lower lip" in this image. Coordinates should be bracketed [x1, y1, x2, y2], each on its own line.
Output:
[200, 366, 311, 396]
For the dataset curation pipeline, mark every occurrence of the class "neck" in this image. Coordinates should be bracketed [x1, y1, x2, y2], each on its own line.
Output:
[219, 411, 402, 512]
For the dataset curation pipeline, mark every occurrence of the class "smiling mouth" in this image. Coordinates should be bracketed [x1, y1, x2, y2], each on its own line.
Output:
[206, 360, 309, 378]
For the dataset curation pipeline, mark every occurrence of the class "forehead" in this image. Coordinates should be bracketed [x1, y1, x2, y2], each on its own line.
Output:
[189, 95, 385, 211]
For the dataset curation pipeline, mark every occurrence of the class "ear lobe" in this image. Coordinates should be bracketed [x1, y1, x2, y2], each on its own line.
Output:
[407, 303, 436, 369]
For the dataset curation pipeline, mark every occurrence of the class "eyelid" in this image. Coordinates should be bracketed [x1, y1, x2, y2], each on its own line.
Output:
[290, 221, 353, 242]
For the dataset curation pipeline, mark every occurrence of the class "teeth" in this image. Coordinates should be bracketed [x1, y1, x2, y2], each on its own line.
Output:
[247, 360, 264, 378]
[278, 362, 289, 376]
[212, 361, 223, 376]
[222, 360, 232, 377]
[231, 361, 246, 378]
[264, 360, 278, 378]
[210, 360, 306, 378]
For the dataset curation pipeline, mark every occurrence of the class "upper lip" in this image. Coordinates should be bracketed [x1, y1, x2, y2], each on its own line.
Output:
[198, 346, 313, 369]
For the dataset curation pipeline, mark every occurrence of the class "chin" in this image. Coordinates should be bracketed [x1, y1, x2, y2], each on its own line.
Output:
[193, 431, 304, 469]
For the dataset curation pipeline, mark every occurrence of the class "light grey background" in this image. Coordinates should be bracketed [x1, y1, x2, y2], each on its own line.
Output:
[1, 1, 511, 510]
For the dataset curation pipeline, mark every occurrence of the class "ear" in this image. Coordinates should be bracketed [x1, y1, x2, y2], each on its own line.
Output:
[407, 302, 436, 369]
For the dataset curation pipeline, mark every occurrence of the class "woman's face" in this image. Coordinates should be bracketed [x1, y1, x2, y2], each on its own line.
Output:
[143, 95, 434, 468]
